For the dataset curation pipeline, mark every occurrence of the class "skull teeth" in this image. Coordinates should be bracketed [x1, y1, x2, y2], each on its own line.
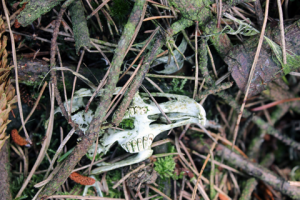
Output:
[137, 138, 143, 151]
[125, 134, 154, 153]
[126, 142, 133, 153]
[132, 140, 138, 152]
[143, 136, 149, 150]
[148, 134, 154, 143]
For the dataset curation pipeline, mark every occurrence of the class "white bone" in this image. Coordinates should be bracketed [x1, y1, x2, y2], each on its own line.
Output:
[48, 88, 206, 175]
[90, 150, 153, 175]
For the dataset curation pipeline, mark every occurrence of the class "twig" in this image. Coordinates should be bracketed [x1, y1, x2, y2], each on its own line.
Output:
[251, 97, 300, 111]
[192, 151, 244, 175]
[119, 27, 159, 81]
[232, 0, 270, 149]
[2, 0, 31, 144]
[88, 134, 99, 175]
[254, 0, 264, 28]
[191, 141, 300, 199]
[191, 136, 219, 200]
[90, 38, 140, 52]
[212, 173, 227, 200]
[209, 148, 216, 198]
[143, 15, 175, 21]
[284, 0, 289, 19]
[69, 50, 85, 119]
[196, 82, 233, 101]
[16, 83, 55, 198]
[113, 163, 146, 189]
[85, 69, 110, 112]
[16, 145, 28, 177]
[49, 0, 83, 134]
[276, 0, 286, 64]
[190, 126, 247, 157]
[147, 185, 172, 200]
[56, 46, 70, 117]
[140, 85, 172, 124]
[90, 41, 111, 65]
[101, 9, 119, 34]
[7, 30, 56, 44]
[193, 21, 199, 99]
[126, 71, 202, 80]
[18, 81, 48, 132]
[104, 57, 144, 121]
[124, 3, 147, 57]
[217, 0, 222, 28]
[179, 140, 198, 173]
[43, 195, 124, 200]
[44, 128, 76, 179]
[86, 0, 111, 20]
[178, 124, 190, 140]
[179, 176, 185, 200]
[84, 0, 103, 32]
[112, 35, 164, 125]
[206, 45, 218, 79]
[218, 91, 300, 150]
[198, 39, 213, 85]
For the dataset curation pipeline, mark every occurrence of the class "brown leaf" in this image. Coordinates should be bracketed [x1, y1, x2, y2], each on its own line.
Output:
[224, 20, 300, 96]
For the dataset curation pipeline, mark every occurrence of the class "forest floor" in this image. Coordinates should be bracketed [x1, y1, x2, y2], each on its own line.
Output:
[0, 0, 300, 199]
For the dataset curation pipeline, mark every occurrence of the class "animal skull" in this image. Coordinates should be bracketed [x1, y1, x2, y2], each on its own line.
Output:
[50, 88, 206, 174]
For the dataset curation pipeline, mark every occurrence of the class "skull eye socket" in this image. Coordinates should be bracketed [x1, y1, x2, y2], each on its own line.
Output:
[81, 124, 88, 129]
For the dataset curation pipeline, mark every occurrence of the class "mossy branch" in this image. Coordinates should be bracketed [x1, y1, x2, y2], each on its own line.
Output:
[37, 0, 147, 198]
[69, 0, 91, 53]
[17, 0, 64, 27]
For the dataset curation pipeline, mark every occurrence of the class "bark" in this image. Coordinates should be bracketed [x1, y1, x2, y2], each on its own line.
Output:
[17, 0, 64, 27]
[239, 178, 258, 200]
[0, 140, 12, 200]
[112, 35, 164, 125]
[69, 0, 91, 53]
[14, 57, 105, 90]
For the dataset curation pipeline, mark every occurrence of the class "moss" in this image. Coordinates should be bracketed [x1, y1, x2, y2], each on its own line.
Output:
[69, 0, 91, 53]
[110, 0, 131, 25]
[119, 118, 135, 129]
[17, 0, 64, 27]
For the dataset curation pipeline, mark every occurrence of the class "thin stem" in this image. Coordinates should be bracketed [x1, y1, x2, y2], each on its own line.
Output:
[277, 0, 286, 64]
[193, 21, 199, 99]
[2, 0, 31, 144]
[231, 0, 270, 149]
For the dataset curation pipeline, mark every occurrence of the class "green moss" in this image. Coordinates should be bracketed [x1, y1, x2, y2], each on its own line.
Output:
[17, 0, 64, 27]
[104, 170, 123, 198]
[119, 118, 135, 129]
[292, 168, 300, 181]
[168, 78, 188, 95]
[110, 0, 131, 24]
[69, 0, 91, 53]
[154, 156, 176, 179]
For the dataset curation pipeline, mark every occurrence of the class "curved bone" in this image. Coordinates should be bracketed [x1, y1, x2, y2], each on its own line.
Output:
[82, 176, 103, 199]
[90, 150, 153, 175]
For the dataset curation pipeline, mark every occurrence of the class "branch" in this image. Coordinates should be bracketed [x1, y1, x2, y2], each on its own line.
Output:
[190, 139, 300, 199]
